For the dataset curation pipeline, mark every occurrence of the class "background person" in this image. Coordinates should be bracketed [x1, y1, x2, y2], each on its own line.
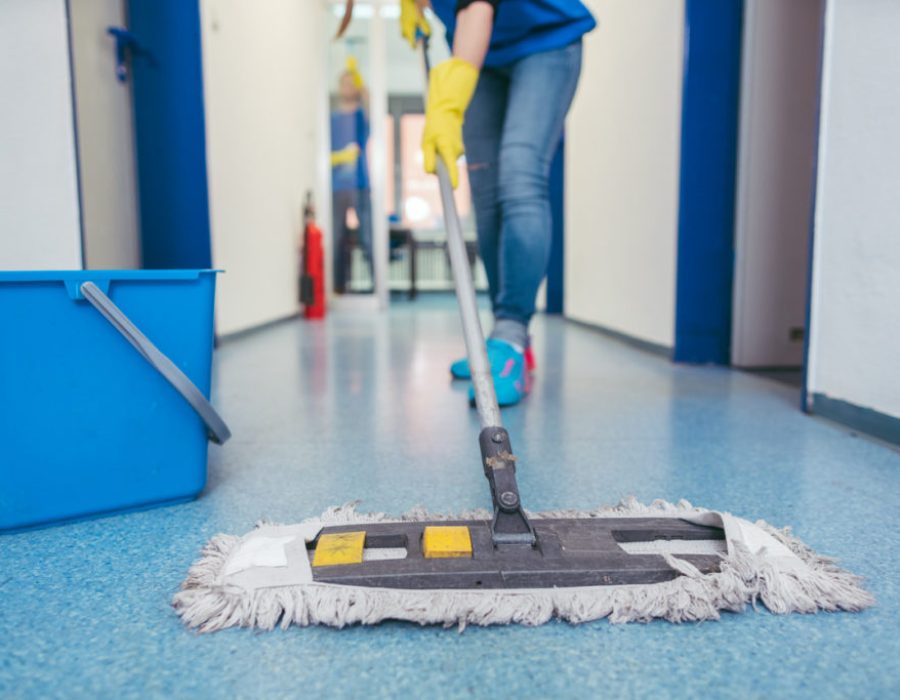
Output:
[330, 56, 374, 293]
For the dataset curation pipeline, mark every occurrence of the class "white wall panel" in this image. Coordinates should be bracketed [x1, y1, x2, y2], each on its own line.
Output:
[565, 0, 685, 348]
[201, 0, 322, 334]
[807, 0, 900, 419]
[0, 0, 82, 270]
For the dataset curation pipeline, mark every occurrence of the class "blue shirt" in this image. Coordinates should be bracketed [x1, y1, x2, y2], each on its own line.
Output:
[330, 108, 369, 192]
[430, 0, 596, 68]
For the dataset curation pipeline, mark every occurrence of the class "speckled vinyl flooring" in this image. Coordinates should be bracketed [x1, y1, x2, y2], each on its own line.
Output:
[2, 299, 898, 699]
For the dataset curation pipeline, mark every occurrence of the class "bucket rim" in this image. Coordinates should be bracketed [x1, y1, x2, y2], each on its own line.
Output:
[0, 269, 222, 283]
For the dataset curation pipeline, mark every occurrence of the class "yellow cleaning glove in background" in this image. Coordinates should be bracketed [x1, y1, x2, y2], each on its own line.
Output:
[400, 0, 431, 49]
[422, 57, 479, 189]
[331, 143, 360, 168]
[345, 56, 364, 89]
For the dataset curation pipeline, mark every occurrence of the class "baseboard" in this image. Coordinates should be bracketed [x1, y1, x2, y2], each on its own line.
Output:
[810, 393, 900, 447]
[216, 311, 301, 345]
[565, 318, 673, 359]
[329, 295, 381, 313]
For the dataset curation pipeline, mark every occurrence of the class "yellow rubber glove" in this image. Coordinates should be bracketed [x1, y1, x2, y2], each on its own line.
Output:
[400, 0, 430, 49]
[422, 57, 479, 189]
[345, 56, 364, 90]
[331, 143, 360, 168]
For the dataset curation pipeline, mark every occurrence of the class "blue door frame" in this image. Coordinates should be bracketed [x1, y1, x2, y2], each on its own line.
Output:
[673, 0, 744, 364]
[127, 0, 212, 269]
[546, 136, 565, 314]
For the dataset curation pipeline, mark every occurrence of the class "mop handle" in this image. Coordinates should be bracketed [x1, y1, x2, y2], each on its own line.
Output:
[419, 39, 502, 431]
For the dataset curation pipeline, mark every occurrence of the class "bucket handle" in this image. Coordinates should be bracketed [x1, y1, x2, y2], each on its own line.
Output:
[80, 281, 232, 445]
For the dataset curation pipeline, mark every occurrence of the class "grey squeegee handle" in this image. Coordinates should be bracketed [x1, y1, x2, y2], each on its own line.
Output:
[80, 281, 232, 445]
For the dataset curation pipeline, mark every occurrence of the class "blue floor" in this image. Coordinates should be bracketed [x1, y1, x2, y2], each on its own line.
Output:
[2, 300, 899, 699]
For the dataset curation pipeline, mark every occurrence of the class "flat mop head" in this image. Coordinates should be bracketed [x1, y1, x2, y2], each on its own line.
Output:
[173, 499, 874, 631]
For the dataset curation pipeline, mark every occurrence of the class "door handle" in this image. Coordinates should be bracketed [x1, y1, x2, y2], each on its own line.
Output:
[107, 26, 154, 83]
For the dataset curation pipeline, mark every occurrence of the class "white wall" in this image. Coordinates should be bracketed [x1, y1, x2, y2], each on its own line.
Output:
[731, 0, 823, 368]
[807, 0, 900, 419]
[68, 0, 141, 269]
[200, 0, 322, 335]
[0, 0, 82, 270]
[565, 0, 685, 348]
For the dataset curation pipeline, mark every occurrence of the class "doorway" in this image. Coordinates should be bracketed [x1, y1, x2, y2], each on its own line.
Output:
[323, 0, 487, 309]
[731, 0, 826, 390]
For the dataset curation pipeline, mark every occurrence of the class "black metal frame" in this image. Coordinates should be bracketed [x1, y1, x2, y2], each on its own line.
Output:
[312, 518, 724, 589]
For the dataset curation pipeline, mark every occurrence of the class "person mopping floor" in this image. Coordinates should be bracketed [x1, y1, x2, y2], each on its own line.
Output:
[406, 0, 595, 407]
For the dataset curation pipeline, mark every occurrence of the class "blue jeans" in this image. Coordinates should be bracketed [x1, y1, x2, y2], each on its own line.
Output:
[332, 188, 373, 293]
[463, 41, 583, 327]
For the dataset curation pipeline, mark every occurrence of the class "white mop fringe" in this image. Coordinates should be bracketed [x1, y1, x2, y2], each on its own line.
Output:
[172, 498, 874, 632]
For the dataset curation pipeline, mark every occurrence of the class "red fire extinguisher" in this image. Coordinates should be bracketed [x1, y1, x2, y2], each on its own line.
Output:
[299, 191, 326, 319]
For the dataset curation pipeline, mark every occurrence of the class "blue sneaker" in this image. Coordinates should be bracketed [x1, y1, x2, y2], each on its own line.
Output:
[449, 354, 471, 380]
[450, 341, 536, 380]
[466, 339, 529, 407]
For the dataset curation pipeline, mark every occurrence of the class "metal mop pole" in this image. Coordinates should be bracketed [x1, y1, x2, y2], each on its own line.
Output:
[420, 40, 534, 546]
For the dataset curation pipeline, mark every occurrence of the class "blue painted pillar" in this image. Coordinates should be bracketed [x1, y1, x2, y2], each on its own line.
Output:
[673, 0, 744, 364]
[127, 0, 212, 269]
[546, 136, 565, 315]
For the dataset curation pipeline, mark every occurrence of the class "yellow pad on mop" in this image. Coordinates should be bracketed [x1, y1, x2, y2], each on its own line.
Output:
[313, 531, 366, 567]
[423, 526, 472, 558]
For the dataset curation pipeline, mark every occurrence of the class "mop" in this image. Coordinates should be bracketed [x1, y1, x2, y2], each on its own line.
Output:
[173, 42, 874, 632]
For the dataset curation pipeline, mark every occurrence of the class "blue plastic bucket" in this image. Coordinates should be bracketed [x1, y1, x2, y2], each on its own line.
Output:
[0, 270, 228, 531]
